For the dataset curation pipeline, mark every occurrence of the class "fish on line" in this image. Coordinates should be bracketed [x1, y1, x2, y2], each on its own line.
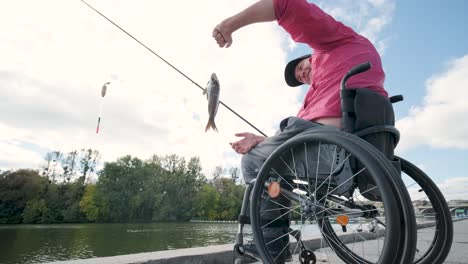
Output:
[204, 73, 220, 132]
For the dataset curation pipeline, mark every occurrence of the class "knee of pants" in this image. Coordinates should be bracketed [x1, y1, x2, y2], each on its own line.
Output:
[241, 153, 262, 183]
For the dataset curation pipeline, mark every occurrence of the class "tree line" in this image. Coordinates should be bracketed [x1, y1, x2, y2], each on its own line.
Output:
[0, 149, 245, 224]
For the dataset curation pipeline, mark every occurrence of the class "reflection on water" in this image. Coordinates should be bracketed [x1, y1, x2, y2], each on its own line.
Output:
[0, 223, 251, 264]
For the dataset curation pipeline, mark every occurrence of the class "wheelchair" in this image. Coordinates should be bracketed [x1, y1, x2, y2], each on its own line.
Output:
[233, 63, 453, 264]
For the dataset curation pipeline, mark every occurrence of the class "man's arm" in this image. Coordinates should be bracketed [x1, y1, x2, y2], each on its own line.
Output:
[213, 0, 275, 48]
[275, 0, 356, 52]
[213, 0, 355, 51]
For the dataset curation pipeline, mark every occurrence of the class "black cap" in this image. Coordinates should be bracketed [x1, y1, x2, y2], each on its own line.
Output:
[284, 54, 312, 87]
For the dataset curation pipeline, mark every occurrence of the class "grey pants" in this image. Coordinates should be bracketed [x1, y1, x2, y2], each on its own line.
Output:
[241, 117, 339, 183]
[240, 117, 347, 262]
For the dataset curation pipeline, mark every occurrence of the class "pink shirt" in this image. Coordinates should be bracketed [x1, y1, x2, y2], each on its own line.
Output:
[274, 0, 388, 121]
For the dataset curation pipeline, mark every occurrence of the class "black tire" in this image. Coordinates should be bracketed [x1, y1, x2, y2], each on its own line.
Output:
[316, 130, 417, 264]
[250, 130, 414, 264]
[324, 130, 417, 264]
[397, 156, 453, 264]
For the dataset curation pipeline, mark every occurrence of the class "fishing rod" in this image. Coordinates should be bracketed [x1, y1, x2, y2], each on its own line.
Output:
[80, 0, 267, 137]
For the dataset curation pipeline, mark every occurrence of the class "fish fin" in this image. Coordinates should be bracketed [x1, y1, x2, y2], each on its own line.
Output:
[203, 88, 207, 95]
[212, 120, 218, 132]
[205, 118, 218, 132]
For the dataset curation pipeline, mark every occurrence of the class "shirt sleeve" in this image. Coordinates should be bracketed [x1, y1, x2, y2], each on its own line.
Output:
[274, 0, 357, 52]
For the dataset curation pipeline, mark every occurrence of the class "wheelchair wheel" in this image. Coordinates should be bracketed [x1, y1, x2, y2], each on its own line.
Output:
[250, 130, 416, 264]
[323, 130, 417, 264]
[312, 130, 416, 264]
[397, 156, 453, 264]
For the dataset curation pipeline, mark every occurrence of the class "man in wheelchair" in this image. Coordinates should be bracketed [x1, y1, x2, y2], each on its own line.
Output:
[213, 0, 391, 189]
[213, 0, 405, 263]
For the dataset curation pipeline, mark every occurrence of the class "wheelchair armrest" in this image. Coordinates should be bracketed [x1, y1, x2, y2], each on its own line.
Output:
[353, 125, 400, 147]
[390, 95, 404, 104]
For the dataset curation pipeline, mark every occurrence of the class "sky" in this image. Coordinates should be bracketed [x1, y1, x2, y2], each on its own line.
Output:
[0, 0, 467, 200]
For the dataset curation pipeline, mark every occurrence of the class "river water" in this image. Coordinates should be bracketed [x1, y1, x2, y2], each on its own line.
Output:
[0, 222, 250, 264]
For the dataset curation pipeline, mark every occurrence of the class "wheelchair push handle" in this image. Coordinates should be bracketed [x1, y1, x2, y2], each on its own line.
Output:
[390, 95, 404, 103]
[340, 62, 372, 90]
[340, 62, 371, 133]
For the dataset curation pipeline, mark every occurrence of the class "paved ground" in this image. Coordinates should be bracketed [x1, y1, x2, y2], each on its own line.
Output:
[443, 219, 468, 264]
[279, 219, 468, 264]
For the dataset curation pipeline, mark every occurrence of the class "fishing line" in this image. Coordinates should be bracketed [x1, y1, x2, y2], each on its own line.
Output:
[80, 0, 267, 137]
[96, 97, 105, 134]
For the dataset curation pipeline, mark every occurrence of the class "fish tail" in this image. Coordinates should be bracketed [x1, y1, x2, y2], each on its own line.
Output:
[205, 118, 218, 132]
[212, 120, 218, 132]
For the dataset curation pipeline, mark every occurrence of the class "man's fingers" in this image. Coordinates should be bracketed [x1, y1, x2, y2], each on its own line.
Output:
[214, 32, 223, 40]
[213, 27, 233, 48]
[215, 36, 226, 47]
[213, 29, 226, 42]
[235, 132, 249, 137]
[212, 28, 219, 37]
[212, 27, 222, 37]
[234, 146, 241, 153]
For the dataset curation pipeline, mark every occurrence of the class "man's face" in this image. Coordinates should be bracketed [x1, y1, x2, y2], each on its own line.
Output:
[294, 58, 311, 85]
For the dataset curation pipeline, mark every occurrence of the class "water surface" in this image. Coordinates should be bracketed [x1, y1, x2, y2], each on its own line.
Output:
[0, 222, 248, 264]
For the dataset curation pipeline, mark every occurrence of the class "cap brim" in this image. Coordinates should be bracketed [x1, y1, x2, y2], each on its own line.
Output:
[284, 54, 311, 87]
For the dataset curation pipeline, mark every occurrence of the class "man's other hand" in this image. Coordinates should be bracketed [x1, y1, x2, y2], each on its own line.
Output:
[230, 132, 265, 154]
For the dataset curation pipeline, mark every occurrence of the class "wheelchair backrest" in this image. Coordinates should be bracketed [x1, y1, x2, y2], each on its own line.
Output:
[341, 88, 398, 161]
[341, 88, 402, 202]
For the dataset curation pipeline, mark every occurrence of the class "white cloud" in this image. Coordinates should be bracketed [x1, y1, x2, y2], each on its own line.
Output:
[0, 140, 43, 170]
[0, 0, 302, 177]
[407, 176, 468, 203]
[397, 54, 468, 151]
[367, 0, 386, 7]
[316, 0, 395, 54]
[434, 177, 468, 201]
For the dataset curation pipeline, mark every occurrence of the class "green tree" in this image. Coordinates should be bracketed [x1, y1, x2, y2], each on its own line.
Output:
[0, 170, 47, 223]
[79, 184, 99, 222]
[194, 184, 220, 220]
[61, 182, 86, 222]
[97, 155, 148, 222]
[216, 178, 244, 220]
[0, 151, 245, 224]
[151, 155, 206, 222]
[22, 199, 48, 224]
